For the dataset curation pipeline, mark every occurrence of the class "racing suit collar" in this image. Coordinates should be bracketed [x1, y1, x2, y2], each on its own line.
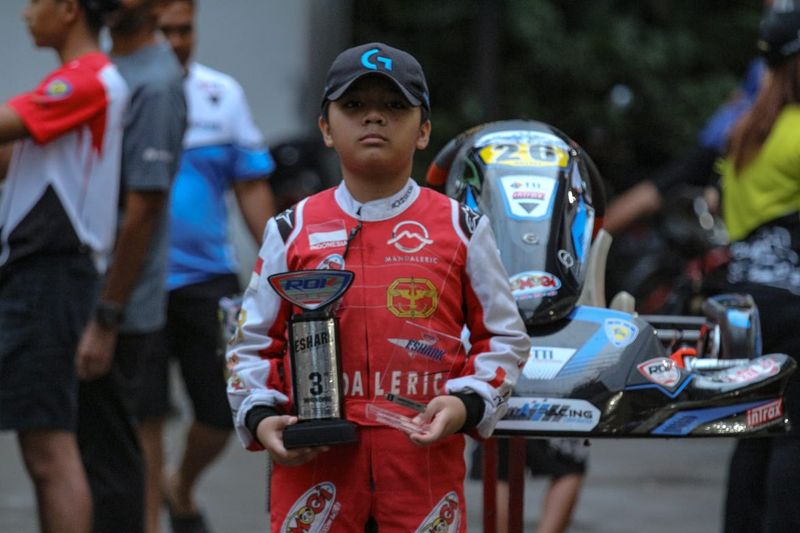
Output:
[334, 178, 420, 221]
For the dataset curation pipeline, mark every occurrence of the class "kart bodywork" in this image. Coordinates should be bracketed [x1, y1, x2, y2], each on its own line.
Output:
[427, 119, 796, 438]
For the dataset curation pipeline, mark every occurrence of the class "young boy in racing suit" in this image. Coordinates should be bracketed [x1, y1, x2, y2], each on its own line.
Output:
[226, 42, 530, 532]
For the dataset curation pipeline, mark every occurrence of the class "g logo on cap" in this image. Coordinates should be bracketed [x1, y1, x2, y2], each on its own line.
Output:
[361, 48, 393, 71]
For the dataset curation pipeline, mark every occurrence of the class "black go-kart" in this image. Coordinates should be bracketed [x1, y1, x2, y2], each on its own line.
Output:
[426, 119, 796, 439]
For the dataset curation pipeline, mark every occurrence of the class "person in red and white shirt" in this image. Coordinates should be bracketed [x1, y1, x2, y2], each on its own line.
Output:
[0, 1, 127, 531]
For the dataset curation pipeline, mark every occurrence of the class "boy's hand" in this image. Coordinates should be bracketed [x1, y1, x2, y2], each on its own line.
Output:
[407, 395, 467, 446]
[256, 415, 329, 466]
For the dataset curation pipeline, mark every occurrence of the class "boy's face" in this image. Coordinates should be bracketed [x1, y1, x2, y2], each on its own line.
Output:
[158, 0, 194, 67]
[319, 75, 431, 179]
[23, 0, 71, 49]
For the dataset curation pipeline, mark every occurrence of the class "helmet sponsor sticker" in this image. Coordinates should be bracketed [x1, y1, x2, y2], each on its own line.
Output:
[307, 220, 348, 250]
[604, 318, 638, 348]
[387, 278, 438, 318]
[497, 397, 600, 432]
[637, 357, 681, 390]
[500, 175, 557, 220]
[281, 482, 340, 533]
[521, 347, 577, 380]
[387, 220, 433, 253]
[415, 491, 460, 532]
[510, 271, 561, 300]
[479, 142, 569, 169]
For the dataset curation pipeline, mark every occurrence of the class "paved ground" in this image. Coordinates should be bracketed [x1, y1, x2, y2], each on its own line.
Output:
[1, 413, 734, 533]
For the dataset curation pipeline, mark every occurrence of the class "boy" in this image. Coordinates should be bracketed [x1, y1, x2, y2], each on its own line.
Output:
[227, 42, 530, 532]
[0, 1, 128, 531]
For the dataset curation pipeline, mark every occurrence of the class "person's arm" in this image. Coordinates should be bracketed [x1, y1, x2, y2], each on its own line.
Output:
[0, 105, 29, 145]
[0, 143, 14, 181]
[602, 180, 662, 236]
[75, 189, 166, 379]
[411, 211, 530, 445]
[233, 178, 275, 243]
[227, 213, 322, 466]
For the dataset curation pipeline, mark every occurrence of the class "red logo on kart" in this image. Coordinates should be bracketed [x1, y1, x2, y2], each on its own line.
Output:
[746, 398, 783, 428]
[637, 357, 681, 390]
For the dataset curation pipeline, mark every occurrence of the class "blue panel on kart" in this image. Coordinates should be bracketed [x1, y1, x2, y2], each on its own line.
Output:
[651, 400, 766, 436]
[515, 306, 657, 396]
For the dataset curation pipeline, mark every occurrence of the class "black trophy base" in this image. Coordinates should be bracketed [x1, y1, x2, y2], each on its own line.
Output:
[283, 419, 359, 449]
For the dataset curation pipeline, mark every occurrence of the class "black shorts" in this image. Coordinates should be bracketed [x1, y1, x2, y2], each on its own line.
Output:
[138, 274, 239, 429]
[0, 254, 98, 431]
[469, 437, 588, 481]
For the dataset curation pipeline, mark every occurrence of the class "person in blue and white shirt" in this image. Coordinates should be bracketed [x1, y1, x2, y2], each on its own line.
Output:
[139, 1, 276, 531]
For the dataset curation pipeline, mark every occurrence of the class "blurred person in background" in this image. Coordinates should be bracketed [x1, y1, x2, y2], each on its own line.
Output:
[0, 0, 127, 531]
[136, 1, 276, 532]
[74, 0, 186, 531]
[718, 3, 800, 531]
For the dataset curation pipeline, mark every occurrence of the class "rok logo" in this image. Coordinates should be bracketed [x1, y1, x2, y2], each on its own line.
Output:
[282, 482, 340, 533]
[637, 357, 681, 390]
[747, 398, 783, 428]
[416, 491, 460, 532]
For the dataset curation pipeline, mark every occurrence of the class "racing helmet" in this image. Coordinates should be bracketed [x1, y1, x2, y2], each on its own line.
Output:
[426, 120, 605, 326]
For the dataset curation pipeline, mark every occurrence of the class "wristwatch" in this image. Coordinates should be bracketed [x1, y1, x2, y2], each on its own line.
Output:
[94, 300, 125, 330]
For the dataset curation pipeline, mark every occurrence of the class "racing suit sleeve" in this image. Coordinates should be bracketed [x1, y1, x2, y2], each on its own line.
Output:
[444, 213, 531, 438]
[227, 216, 292, 450]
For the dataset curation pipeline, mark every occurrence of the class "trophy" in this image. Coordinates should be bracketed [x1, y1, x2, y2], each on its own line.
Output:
[268, 269, 358, 449]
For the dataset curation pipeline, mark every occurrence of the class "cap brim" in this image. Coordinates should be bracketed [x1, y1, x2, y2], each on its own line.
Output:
[324, 71, 423, 108]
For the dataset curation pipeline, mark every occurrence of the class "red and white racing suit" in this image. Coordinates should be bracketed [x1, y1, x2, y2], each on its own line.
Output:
[227, 179, 529, 532]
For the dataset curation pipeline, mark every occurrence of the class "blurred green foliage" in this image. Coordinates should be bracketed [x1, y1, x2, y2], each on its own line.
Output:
[353, 0, 762, 193]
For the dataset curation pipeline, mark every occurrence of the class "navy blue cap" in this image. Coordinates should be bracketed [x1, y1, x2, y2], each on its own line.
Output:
[322, 42, 430, 112]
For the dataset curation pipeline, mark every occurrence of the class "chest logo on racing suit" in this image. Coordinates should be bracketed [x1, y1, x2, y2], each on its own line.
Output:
[415, 491, 460, 532]
[387, 278, 438, 318]
[281, 482, 340, 533]
[387, 220, 433, 253]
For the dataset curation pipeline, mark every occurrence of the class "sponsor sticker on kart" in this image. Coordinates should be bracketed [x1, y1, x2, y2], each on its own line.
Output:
[497, 397, 600, 432]
[522, 347, 577, 380]
[637, 357, 682, 390]
[746, 398, 783, 429]
[711, 355, 781, 384]
[499, 175, 557, 220]
[604, 318, 638, 348]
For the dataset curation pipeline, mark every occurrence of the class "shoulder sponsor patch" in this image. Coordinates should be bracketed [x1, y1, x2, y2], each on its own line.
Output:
[43, 78, 73, 99]
[281, 482, 340, 533]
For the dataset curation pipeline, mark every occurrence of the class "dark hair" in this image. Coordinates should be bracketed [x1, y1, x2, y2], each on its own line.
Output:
[79, 0, 121, 33]
[728, 54, 800, 172]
